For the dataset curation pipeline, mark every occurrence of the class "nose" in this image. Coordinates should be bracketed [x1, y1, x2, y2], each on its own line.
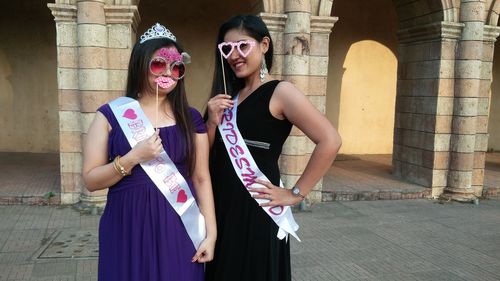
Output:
[163, 66, 172, 76]
[228, 47, 241, 61]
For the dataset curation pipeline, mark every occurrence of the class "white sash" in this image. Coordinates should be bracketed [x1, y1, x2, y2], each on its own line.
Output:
[109, 97, 206, 249]
[218, 95, 300, 241]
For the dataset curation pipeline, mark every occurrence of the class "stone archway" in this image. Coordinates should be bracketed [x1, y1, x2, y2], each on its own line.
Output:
[483, 0, 500, 198]
[392, 0, 461, 198]
[390, 0, 500, 200]
[325, 0, 500, 201]
[489, 0, 500, 150]
[47, 0, 268, 205]
[48, 0, 140, 204]
[327, 0, 399, 156]
[46, 0, 500, 204]
[0, 1, 60, 204]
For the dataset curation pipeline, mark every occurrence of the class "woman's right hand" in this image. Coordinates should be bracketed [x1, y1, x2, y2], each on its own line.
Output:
[207, 94, 234, 127]
[129, 129, 163, 164]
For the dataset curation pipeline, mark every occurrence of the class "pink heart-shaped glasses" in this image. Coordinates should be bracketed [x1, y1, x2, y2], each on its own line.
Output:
[218, 40, 256, 59]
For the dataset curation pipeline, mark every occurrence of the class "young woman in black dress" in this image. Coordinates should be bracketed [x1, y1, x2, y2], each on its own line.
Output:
[205, 15, 342, 281]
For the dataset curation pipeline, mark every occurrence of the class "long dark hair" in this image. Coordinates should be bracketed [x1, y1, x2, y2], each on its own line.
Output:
[126, 38, 196, 176]
[209, 14, 274, 100]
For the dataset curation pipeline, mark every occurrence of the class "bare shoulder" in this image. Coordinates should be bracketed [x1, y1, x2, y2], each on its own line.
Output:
[91, 110, 112, 132]
[269, 80, 310, 120]
[273, 80, 308, 105]
[274, 81, 301, 97]
[95, 110, 109, 124]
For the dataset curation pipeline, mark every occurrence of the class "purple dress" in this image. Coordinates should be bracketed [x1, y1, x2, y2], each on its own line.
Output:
[97, 103, 206, 281]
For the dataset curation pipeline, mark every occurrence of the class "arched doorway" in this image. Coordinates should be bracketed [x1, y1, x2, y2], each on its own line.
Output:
[0, 0, 59, 204]
[484, 3, 500, 198]
[323, 0, 431, 200]
[323, 0, 492, 201]
[486, 39, 500, 197]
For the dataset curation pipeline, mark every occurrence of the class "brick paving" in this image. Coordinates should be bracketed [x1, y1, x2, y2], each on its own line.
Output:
[1, 152, 500, 280]
[292, 199, 500, 281]
[0, 200, 499, 280]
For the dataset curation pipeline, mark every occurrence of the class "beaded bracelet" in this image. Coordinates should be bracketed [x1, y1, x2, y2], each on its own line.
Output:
[113, 155, 130, 177]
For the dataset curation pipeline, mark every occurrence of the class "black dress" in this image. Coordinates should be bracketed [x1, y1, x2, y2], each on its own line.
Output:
[206, 80, 292, 281]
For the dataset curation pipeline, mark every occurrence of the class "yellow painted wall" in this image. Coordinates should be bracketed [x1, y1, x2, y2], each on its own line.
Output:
[0, 0, 402, 155]
[327, 0, 398, 154]
[0, 1, 58, 152]
[0, 0, 256, 152]
[489, 40, 500, 151]
[337, 41, 397, 154]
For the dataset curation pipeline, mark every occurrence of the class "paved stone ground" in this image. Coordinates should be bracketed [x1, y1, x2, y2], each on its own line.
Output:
[323, 154, 500, 201]
[0, 153, 60, 205]
[484, 153, 500, 199]
[2, 152, 500, 204]
[291, 199, 500, 281]
[1, 199, 499, 280]
[323, 155, 431, 201]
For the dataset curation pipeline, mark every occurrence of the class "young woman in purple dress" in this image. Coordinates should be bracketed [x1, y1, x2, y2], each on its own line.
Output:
[82, 23, 216, 281]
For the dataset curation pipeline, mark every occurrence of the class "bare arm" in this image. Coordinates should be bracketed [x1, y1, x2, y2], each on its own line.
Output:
[82, 112, 162, 191]
[205, 94, 234, 147]
[277, 82, 341, 196]
[191, 132, 217, 263]
[82, 112, 126, 191]
[206, 123, 217, 148]
[251, 81, 341, 206]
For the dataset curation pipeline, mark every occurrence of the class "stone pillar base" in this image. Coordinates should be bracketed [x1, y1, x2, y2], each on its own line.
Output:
[431, 187, 445, 198]
[80, 193, 107, 208]
[61, 192, 81, 205]
[72, 195, 106, 215]
[308, 187, 323, 204]
[442, 188, 477, 202]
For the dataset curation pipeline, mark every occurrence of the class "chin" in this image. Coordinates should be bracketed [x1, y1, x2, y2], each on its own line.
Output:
[162, 85, 177, 95]
[233, 70, 251, 79]
[154, 84, 177, 95]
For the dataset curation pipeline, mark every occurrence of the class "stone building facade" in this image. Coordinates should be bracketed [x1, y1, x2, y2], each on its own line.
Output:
[1, 0, 500, 205]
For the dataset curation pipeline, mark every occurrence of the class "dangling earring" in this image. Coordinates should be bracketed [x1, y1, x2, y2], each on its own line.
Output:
[260, 56, 268, 82]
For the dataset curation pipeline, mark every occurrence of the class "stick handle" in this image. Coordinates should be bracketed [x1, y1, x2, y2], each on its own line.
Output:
[220, 53, 228, 95]
[155, 83, 159, 129]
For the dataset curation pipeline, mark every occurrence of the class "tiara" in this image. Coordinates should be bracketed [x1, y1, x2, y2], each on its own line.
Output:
[140, 23, 176, 44]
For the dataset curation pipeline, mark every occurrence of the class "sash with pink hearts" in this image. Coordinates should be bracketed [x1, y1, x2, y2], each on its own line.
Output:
[218, 95, 300, 241]
[109, 97, 206, 249]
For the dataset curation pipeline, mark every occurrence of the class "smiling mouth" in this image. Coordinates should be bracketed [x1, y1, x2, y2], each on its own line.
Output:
[155, 76, 175, 89]
[231, 59, 246, 68]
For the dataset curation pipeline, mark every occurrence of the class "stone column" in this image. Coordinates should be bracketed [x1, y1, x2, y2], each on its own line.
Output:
[264, 0, 337, 203]
[77, 0, 109, 206]
[305, 16, 337, 202]
[49, 0, 139, 206]
[79, 3, 140, 206]
[48, 2, 81, 204]
[394, 21, 463, 197]
[444, 0, 485, 202]
[278, 0, 313, 201]
[259, 13, 287, 80]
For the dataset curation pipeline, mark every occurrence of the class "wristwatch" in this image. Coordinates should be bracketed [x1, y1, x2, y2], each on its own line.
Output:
[291, 185, 305, 199]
